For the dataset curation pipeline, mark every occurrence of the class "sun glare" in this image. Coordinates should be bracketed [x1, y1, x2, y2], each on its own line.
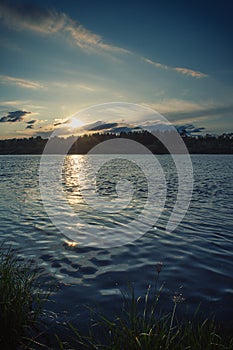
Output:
[65, 240, 78, 247]
[69, 118, 84, 129]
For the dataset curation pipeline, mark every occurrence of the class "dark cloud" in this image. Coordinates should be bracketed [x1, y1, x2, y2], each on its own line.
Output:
[176, 124, 205, 135]
[26, 124, 34, 129]
[54, 119, 69, 126]
[26, 119, 37, 124]
[107, 126, 135, 134]
[87, 121, 205, 136]
[90, 123, 145, 135]
[0, 110, 31, 123]
[89, 122, 118, 131]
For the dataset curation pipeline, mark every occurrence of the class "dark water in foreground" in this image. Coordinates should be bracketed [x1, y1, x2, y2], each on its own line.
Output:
[0, 155, 232, 328]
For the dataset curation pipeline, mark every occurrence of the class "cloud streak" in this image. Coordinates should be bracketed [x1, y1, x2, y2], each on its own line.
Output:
[0, 75, 43, 89]
[0, 110, 31, 123]
[0, 2, 207, 77]
[143, 58, 208, 78]
[0, 2, 128, 54]
[145, 100, 233, 125]
[166, 104, 233, 121]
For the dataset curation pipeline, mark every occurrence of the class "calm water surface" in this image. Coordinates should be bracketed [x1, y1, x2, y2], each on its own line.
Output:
[0, 155, 232, 328]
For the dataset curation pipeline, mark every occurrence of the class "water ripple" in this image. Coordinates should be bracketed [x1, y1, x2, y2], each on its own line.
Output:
[0, 155, 232, 326]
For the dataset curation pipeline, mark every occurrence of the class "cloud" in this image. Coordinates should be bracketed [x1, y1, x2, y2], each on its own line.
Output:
[0, 75, 43, 89]
[89, 122, 118, 131]
[85, 121, 143, 134]
[78, 103, 157, 124]
[174, 67, 208, 78]
[143, 58, 208, 78]
[26, 124, 34, 129]
[145, 99, 207, 115]
[0, 100, 28, 107]
[145, 100, 233, 125]
[53, 118, 70, 126]
[45, 118, 205, 137]
[50, 81, 98, 92]
[165, 104, 233, 121]
[143, 58, 170, 70]
[0, 2, 128, 54]
[30, 101, 231, 139]
[65, 21, 128, 53]
[176, 124, 205, 135]
[0, 2, 206, 77]
[0, 110, 31, 123]
[26, 119, 37, 124]
[0, 2, 66, 33]
[0, 101, 47, 115]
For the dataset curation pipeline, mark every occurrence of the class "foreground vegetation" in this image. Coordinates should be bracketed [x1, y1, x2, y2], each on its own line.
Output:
[56, 263, 233, 350]
[0, 245, 48, 349]
[0, 247, 232, 349]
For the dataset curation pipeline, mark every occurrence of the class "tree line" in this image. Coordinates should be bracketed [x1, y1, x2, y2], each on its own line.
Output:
[0, 131, 232, 154]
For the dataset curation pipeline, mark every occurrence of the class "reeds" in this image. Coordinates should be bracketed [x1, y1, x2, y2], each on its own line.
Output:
[0, 245, 47, 349]
[56, 263, 233, 350]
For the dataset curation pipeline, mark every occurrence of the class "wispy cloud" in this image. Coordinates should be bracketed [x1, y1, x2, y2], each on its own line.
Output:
[0, 110, 31, 123]
[144, 100, 233, 124]
[0, 100, 29, 107]
[166, 104, 233, 121]
[174, 67, 208, 78]
[0, 100, 47, 111]
[0, 2, 128, 54]
[143, 58, 170, 70]
[0, 1, 205, 80]
[65, 22, 128, 53]
[0, 75, 43, 89]
[50, 81, 98, 92]
[145, 99, 207, 115]
[143, 58, 208, 78]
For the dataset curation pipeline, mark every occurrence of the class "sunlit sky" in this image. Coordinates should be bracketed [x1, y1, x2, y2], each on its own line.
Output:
[0, 0, 233, 139]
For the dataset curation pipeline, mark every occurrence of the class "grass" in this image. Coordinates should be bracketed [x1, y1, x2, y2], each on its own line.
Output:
[56, 263, 233, 350]
[0, 245, 49, 350]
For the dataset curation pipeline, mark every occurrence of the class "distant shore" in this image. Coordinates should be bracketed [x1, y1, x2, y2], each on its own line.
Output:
[0, 132, 232, 154]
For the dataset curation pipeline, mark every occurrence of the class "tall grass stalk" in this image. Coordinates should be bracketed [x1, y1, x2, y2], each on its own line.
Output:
[0, 245, 48, 349]
[56, 263, 233, 350]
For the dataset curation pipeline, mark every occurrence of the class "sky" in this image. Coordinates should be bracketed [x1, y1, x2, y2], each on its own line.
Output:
[0, 0, 233, 139]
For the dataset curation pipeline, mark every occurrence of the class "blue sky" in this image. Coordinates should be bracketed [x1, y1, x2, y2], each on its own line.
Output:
[0, 0, 233, 138]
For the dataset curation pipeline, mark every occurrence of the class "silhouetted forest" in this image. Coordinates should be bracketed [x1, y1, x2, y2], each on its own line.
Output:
[0, 131, 232, 154]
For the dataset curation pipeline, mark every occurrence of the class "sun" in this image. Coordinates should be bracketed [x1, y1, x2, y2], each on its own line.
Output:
[69, 118, 84, 129]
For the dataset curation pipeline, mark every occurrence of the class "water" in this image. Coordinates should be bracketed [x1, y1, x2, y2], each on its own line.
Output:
[0, 155, 232, 329]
